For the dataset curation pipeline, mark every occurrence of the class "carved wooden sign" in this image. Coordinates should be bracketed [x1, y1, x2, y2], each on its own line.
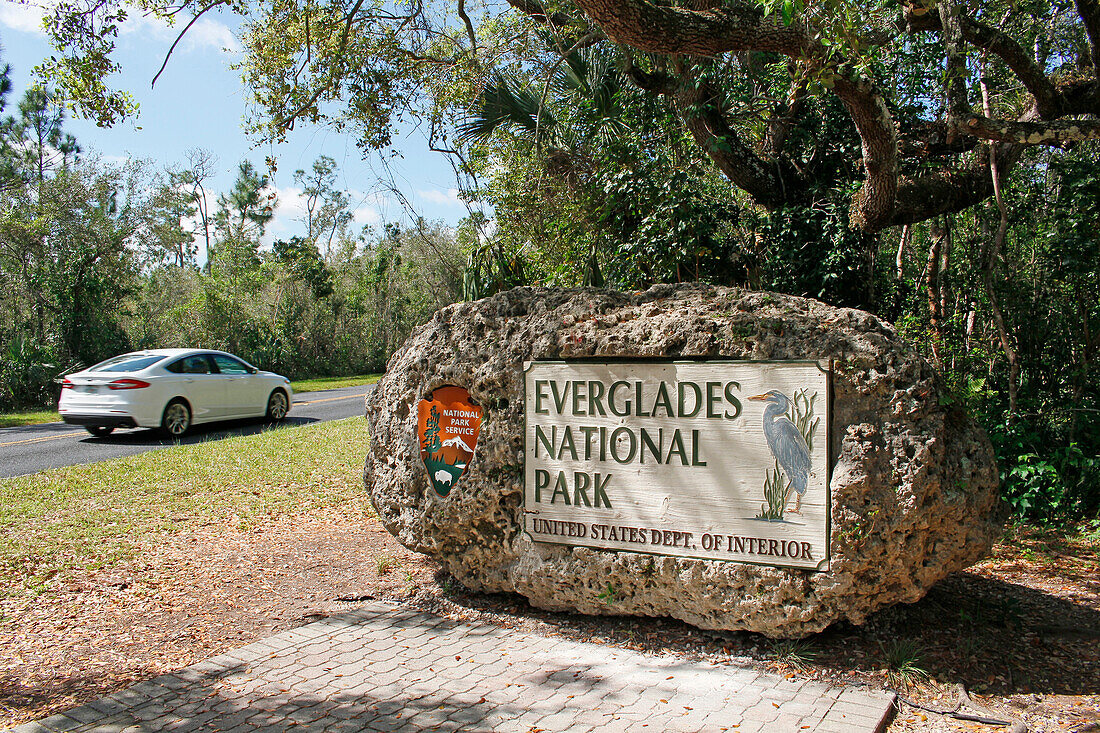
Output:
[524, 360, 831, 570]
[418, 385, 483, 497]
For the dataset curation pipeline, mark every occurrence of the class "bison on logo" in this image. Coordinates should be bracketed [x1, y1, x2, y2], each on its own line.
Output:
[417, 386, 483, 497]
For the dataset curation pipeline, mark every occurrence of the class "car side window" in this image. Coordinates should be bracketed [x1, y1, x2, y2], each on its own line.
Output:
[211, 355, 249, 375]
[168, 355, 213, 374]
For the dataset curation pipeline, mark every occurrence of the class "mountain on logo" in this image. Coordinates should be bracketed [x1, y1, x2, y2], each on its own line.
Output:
[442, 435, 473, 452]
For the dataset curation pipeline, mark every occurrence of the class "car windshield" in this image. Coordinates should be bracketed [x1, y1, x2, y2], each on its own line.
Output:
[86, 354, 168, 373]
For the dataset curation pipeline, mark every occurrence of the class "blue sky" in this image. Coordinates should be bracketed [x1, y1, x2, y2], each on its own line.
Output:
[0, 1, 471, 243]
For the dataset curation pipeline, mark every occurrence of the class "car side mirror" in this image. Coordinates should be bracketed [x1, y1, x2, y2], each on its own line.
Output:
[248, 367, 258, 374]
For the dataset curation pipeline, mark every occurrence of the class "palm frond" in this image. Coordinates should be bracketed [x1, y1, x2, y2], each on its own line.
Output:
[456, 74, 556, 144]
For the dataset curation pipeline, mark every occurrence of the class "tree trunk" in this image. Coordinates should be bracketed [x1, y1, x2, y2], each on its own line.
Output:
[926, 221, 946, 370]
[981, 79, 1021, 419]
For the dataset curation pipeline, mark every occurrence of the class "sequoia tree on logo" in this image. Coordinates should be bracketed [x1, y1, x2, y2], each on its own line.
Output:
[417, 386, 483, 497]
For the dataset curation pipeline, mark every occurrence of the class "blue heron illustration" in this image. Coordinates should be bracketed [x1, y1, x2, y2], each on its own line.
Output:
[748, 390, 811, 515]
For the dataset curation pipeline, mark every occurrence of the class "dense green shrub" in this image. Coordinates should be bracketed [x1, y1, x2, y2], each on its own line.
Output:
[0, 337, 64, 412]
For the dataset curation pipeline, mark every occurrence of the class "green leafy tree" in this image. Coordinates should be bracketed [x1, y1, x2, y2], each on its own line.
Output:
[144, 168, 199, 268]
[0, 57, 19, 190]
[3, 86, 80, 190]
[211, 160, 276, 281]
[214, 160, 275, 244]
[35, 0, 1100, 238]
[294, 155, 353, 259]
[273, 235, 333, 297]
[0, 156, 142, 369]
[460, 47, 750, 291]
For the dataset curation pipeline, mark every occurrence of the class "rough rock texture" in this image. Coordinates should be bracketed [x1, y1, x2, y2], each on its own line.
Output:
[364, 285, 1004, 637]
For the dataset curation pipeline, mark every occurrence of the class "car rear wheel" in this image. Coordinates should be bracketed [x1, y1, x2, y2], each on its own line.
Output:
[162, 399, 192, 438]
[266, 390, 289, 421]
[85, 425, 115, 438]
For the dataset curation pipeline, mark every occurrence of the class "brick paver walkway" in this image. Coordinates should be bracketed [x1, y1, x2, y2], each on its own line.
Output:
[10, 601, 895, 732]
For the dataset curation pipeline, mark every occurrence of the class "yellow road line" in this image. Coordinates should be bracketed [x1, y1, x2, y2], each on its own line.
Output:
[0, 431, 84, 447]
[295, 393, 367, 406]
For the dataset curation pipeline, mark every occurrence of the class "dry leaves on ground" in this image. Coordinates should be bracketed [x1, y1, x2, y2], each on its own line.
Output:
[1, 513, 1096, 733]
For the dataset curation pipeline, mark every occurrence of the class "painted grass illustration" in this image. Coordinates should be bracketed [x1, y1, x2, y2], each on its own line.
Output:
[758, 460, 788, 520]
[788, 389, 820, 453]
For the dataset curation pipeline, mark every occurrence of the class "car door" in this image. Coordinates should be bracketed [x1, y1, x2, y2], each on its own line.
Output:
[166, 354, 227, 422]
[210, 354, 267, 417]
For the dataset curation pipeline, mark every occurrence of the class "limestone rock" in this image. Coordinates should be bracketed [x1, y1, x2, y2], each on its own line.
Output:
[364, 284, 1004, 637]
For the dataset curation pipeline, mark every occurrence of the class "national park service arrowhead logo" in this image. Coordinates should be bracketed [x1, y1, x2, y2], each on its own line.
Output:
[417, 386, 483, 497]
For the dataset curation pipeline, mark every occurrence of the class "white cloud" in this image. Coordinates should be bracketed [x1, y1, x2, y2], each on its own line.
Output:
[0, 2, 46, 34]
[183, 17, 239, 53]
[0, 2, 240, 55]
[352, 204, 380, 227]
[268, 185, 307, 235]
[100, 154, 131, 168]
[417, 188, 463, 207]
[120, 13, 241, 55]
[267, 185, 381, 236]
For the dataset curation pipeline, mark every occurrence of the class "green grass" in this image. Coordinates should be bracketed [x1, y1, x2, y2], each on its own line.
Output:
[290, 374, 382, 393]
[0, 410, 59, 428]
[0, 416, 373, 596]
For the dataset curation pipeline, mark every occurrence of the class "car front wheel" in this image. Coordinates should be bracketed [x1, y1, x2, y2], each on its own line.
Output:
[266, 390, 289, 421]
[85, 425, 114, 438]
[162, 399, 192, 438]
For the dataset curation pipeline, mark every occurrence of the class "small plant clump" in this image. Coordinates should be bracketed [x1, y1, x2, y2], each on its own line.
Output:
[375, 555, 399, 576]
[596, 582, 618, 606]
[881, 638, 931, 688]
[768, 638, 818, 670]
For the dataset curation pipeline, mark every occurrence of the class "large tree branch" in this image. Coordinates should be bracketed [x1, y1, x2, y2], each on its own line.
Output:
[890, 167, 995, 226]
[547, 1, 818, 56]
[564, 0, 899, 230]
[956, 113, 1100, 144]
[898, 121, 979, 157]
[673, 76, 795, 208]
[905, 7, 1062, 118]
[504, 0, 575, 29]
[1074, 0, 1100, 81]
[889, 136, 1027, 225]
[623, 55, 801, 205]
[505, 0, 604, 56]
[833, 76, 898, 230]
[893, 99, 1038, 224]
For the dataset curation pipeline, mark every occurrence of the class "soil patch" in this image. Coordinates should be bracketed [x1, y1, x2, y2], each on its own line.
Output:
[1, 512, 1096, 732]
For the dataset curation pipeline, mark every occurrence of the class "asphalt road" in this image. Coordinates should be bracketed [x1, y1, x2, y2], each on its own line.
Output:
[0, 385, 375, 479]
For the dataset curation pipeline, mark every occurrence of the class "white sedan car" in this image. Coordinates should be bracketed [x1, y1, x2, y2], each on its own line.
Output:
[59, 349, 293, 438]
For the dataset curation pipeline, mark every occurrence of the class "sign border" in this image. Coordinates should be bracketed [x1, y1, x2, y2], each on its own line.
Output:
[521, 358, 833, 572]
